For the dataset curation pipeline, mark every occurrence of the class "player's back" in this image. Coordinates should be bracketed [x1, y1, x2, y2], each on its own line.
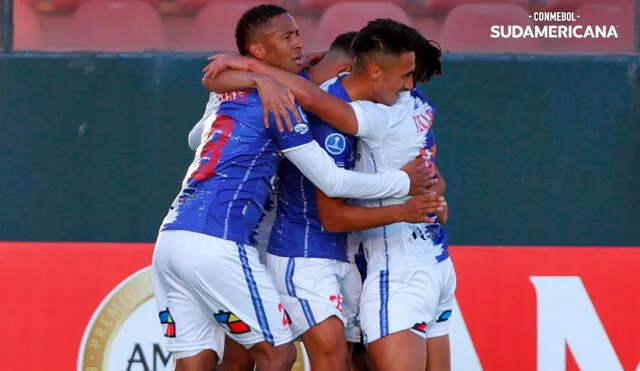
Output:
[162, 90, 284, 246]
[267, 77, 356, 262]
[355, 89, 448, 271]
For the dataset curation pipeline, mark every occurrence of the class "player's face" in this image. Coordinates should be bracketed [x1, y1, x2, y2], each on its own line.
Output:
[370, 51, 415, 105]
[257, 14, 304, 74]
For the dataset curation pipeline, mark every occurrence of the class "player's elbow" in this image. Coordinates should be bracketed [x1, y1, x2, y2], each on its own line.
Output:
[320, 187, 340, 199]
[202, 77, 211, 90]
[202, 77, 221, 93]
[314, 182, 340, 198]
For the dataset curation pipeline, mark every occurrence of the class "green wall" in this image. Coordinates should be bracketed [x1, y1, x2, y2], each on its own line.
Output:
[1, 53, 638, 245]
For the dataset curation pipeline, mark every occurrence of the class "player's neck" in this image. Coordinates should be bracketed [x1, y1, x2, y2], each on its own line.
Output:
[342, 71, 374, 101]
[306, 60, 332, 85]
[307, 53, 337, 85]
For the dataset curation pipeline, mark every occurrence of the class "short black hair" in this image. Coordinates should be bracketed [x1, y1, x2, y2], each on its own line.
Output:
[352, 18, 416, 62]
[235, 4, 288, 55]
[409, 31, 443, 83]
[329, 31, 357, 57]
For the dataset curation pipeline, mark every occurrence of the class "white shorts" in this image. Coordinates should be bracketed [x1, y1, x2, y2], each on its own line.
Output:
[359, 258, 456, 345]
[266, 253, 363, 343]
[152, 230, 294, 360]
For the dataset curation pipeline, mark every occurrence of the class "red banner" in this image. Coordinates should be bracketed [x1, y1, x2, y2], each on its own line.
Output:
[1, 243, 638, 371]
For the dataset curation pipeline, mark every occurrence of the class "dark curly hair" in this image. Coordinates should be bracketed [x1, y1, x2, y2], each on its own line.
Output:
[410, 32, 443, 83]
[235, 4, 288, 55]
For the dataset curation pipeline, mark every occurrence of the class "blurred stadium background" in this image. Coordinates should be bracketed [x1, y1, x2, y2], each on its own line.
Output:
[2, 0, 638, 52]
[0, 0, 639, 370]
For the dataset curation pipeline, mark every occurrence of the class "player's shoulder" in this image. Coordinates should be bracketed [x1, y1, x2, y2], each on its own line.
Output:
[410, 88, 436, 111]
[217, 89, 263, 118]
[319, 77, 338, 92]
[350, 99, 390, 113]
[217, 89, 258, 106]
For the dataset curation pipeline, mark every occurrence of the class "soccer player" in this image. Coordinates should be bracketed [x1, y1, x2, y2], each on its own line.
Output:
[152, 6, 434, 371]
[187, 32, 356, 153]
[343, 34, 452, 371]
[203, 19, 454, 371]
[204, 18, 449, 371]
[188, 92, 219, 151]
[187, 31, 361, 371]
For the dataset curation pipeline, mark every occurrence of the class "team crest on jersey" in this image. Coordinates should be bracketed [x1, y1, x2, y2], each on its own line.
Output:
[159, 309, 176, 338]
[214, 310, 251, 334]
[325, 133, 346, 155]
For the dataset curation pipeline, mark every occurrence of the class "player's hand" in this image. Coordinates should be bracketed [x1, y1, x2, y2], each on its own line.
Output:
[255, 76, 301, 132]
[303, 50, 326, 68]
[401, 156, 438, 196]
[399, 192, 447, 223]
[202, 53, 252, 79]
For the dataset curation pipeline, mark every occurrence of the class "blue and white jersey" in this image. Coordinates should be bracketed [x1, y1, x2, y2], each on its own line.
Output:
[352, 88, 449, 272]
[267, 76, 356, 262]
[161, 90, 313, 246]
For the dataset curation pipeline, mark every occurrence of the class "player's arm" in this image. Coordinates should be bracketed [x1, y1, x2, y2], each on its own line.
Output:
[203, 54, 362, 136]
[188, 93, 220, 150]
[285, 141, 420, 199]
[425, 128, 448, 222]
[431, 166, 448, 224]
[316, 189, 445, 233]
[249, 59, 366, 135]
[270, 115, 431, 198]
[202, 70, 267, 94]
[203, 71, 301, 132]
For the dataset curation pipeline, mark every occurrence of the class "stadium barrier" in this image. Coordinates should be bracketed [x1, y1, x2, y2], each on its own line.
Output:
[0, 242, 638, 371]
[1, 54, 639, 246]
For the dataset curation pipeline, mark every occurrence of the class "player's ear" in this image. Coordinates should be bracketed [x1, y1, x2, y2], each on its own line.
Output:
[368, 62, 382, 81]
[335, 62, 352, 74]
[248, 43, 266, 60]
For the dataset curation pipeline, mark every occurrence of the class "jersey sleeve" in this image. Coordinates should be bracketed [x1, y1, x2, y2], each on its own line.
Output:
[265, 105, 314, 151]
[188, 92, 220, 151]
[426, 129, 437, 163]
[284, 141, 410, 199]
[327, 136, 353, 169]
[314, 123, 355, 169]
[350, 100, 392, 146]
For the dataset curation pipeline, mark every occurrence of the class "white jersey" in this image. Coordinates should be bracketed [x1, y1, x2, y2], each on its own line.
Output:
[350, 90, 449, 272]
[188, 92, 220, 151]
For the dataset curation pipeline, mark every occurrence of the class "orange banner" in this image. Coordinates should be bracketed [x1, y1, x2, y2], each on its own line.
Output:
[1, 243, 638, 371]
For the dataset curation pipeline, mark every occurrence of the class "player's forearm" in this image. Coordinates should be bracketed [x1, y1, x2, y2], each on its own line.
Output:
[248, 60, 359, 135]
[284, 142, 410, 199]
[202, 70, 266, 93]
[321, 202, 405, 233]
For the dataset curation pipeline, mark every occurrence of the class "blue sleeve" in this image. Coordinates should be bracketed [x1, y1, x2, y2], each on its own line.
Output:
[312, 122, 355, 169]
[426, 129, 437, 163]
[265, 106, 314, 151]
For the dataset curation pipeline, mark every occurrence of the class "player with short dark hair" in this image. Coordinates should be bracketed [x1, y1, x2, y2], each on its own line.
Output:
[187, 30, 360, 371]
[203, 17, 449, 371]
[203, 18, 455, 371]
[153, 7, 432, 371]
